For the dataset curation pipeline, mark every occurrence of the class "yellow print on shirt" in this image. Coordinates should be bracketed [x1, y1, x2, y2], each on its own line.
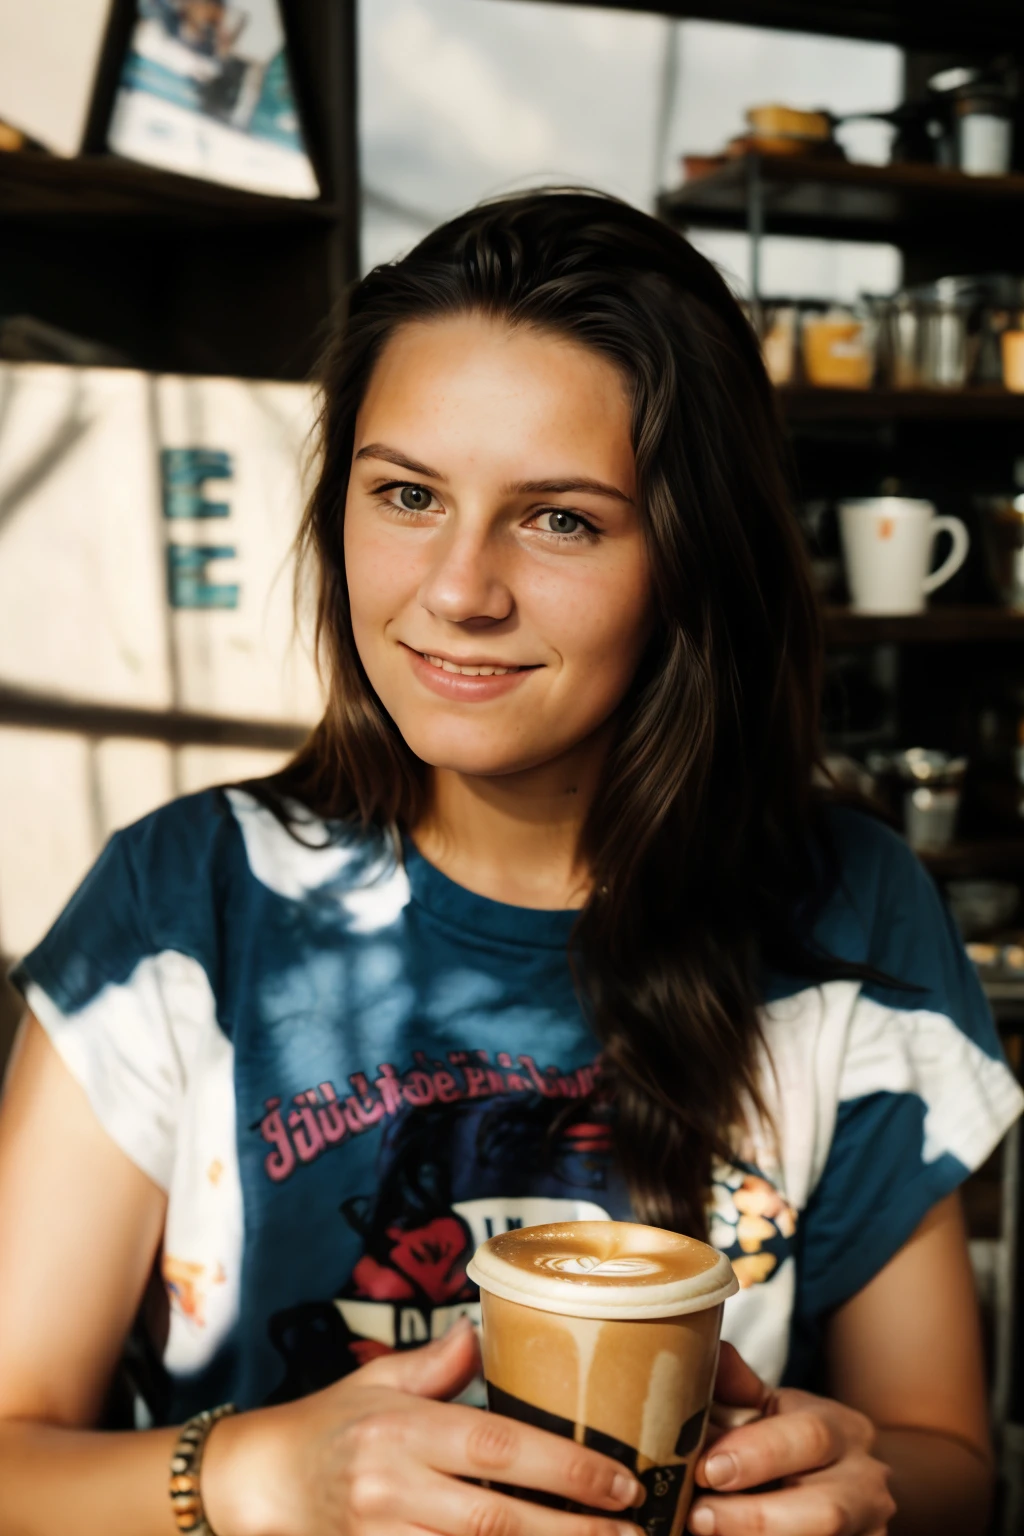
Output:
[709, 1166, 797, 1288]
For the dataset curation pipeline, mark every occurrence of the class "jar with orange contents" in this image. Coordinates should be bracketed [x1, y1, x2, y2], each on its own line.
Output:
[801, 305, 876, 389]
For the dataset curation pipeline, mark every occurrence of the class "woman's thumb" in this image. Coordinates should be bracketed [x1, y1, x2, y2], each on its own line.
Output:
[356, 1315, 481, 1399]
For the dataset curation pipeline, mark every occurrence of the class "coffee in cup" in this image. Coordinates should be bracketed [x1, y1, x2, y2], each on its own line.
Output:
[467, 1221, 738, 1536]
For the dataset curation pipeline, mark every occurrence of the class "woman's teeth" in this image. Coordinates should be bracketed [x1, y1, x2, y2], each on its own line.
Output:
[422, 654, 519, 676]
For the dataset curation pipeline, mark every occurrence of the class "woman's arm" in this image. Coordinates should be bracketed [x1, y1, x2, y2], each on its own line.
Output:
[827, 1192, 993, 1536]
[0, 1016, 643, 1536]
[0, 1013, 178, 1535]
[689, 1193, 992, 1536]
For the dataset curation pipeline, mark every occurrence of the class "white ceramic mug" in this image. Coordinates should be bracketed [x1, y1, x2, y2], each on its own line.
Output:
[838, 497, 970, 615]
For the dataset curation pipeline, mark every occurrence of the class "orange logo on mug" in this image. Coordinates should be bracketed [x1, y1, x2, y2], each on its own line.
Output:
[876, 516, 895, 540]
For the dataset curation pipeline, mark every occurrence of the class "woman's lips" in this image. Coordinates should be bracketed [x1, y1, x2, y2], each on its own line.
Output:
[403, 644, 538, 701]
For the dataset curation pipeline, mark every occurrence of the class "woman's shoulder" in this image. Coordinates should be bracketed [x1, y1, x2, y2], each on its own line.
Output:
[17, 786, 394, 1007]
[765, 798, 989, 1036]
[806, 800, 942, 977]
[116, 782, 391, 906]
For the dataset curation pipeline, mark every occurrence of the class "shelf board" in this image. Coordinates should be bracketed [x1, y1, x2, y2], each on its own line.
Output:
[920, 841, 1024, 880]
[0, 151, 339, 227]
[658, 156, 1024, 247]
[780, 387, 1024, 423]
[823, 607, 1024, 645]
[514, 0, 1022, 48]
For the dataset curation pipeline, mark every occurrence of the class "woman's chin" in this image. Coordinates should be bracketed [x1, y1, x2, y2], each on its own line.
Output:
[398, 726, 561, 781]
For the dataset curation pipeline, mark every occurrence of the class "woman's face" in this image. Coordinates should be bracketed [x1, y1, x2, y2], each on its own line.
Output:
[344, 313, 651, 780]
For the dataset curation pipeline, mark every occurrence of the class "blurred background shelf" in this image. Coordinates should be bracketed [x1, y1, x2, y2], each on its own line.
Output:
[823, 607, 1024, 645]
[0, 152, 340, 227]
[919, 841, 1024, 879]
[781, 387, 1024, 423]
[658, 155, 1024, 249]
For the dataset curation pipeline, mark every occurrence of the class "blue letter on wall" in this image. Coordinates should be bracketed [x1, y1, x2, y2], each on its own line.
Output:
[161, 448, 233, 520]
[167, 545, 240, 610]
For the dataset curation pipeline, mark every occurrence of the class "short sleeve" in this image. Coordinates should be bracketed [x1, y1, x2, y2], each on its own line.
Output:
[796, 816, 1024, 1322]
[9, 802, 224, 1191]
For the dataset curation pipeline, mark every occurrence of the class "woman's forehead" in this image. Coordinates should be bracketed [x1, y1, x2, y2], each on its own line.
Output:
[355, 315, 635, 490]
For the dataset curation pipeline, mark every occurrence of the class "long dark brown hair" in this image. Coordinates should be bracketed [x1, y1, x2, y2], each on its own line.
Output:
[265, 188, 870, 1237]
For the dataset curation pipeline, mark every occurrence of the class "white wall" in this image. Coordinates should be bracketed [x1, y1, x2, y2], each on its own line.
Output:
[0, 365, 321, 959]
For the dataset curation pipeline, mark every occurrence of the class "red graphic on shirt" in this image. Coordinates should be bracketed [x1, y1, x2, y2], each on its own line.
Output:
[351, 1217, 473, 1305]
[384, 1217, 472, 1303]
[562, 1122, 612, 1155]
[264, 1088, 617, 1408]
[350, 1254, 415, 1301]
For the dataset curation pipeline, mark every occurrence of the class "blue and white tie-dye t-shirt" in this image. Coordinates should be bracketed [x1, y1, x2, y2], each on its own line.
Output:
[11, 787, 1023, 1422]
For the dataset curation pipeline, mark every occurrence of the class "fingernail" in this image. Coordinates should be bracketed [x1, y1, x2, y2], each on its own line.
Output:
[611, 1471, 641, 1506]
[704, 1452, 737, 1489]
[689, 1507, 716, 1535]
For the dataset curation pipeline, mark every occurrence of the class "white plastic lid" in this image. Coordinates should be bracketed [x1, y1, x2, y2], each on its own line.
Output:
[466, 1220, 738, 1320]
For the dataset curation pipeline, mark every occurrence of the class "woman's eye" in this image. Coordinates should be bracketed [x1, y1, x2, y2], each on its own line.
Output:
[398, 484, 434, 511]
[541, 509, 584, 535]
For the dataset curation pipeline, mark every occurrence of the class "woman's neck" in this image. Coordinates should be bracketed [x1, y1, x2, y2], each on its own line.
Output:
[410, 728, 611, 911]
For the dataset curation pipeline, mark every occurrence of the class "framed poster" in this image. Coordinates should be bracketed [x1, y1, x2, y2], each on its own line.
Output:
[108, 0, 319, 197]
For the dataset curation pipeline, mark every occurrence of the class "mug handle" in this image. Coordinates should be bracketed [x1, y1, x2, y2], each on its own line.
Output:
[922, 516, 970, 594]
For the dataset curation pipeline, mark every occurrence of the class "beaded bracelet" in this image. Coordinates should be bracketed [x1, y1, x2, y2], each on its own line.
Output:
[169, 1403, 237, 1536]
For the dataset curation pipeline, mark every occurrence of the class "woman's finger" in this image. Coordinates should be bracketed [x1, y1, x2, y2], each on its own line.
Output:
[387, 1466, 640, 1536]
[405, 1399, 642, 1512]
[688, 1481, 885, 1536]
[696, 1408, 841, 1491]
[357, 1319, 481, 1400]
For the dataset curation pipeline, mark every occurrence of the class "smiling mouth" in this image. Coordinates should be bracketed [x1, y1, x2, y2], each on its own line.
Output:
[417, 651, 539, 678]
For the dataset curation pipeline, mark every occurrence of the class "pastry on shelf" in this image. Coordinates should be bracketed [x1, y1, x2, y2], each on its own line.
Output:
[726, 103, 846, 160]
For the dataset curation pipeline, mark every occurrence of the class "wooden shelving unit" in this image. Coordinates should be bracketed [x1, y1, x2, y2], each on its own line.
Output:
[0, 0, 358, 380]
[657, 101, 1024, 943]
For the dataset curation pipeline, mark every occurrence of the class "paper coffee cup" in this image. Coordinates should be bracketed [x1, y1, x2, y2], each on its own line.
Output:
[467, 1221, 738, 1536]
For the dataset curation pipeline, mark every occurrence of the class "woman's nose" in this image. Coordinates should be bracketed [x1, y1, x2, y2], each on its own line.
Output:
[417, 520, 514, 625]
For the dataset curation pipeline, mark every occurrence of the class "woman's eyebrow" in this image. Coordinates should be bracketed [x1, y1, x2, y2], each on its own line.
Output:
[354, 445, 632, 506]
[508, 476, 634, 505]
[354, 443, 446, 479]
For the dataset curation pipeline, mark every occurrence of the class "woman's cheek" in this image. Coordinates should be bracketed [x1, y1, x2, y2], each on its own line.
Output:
[556, 561, 651, 696]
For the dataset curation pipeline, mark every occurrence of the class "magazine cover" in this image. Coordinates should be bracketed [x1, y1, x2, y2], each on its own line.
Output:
[107, 0, 319, 198]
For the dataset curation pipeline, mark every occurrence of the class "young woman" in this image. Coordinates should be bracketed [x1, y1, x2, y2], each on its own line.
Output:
[0, 190, 1019, 1536]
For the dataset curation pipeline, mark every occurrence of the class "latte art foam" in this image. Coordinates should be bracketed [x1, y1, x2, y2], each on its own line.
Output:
[541, 1255, 661, 1277]
[467, 1220, 738, 1320]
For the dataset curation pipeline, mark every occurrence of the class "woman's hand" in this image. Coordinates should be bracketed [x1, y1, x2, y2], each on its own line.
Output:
[205, 1317, 643, 1536]
[687, 1344, 896, 1536]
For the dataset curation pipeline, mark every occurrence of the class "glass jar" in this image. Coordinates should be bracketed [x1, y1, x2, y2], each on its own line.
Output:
[955, 89, 1013, 176]
[801, 306, 875, 389]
